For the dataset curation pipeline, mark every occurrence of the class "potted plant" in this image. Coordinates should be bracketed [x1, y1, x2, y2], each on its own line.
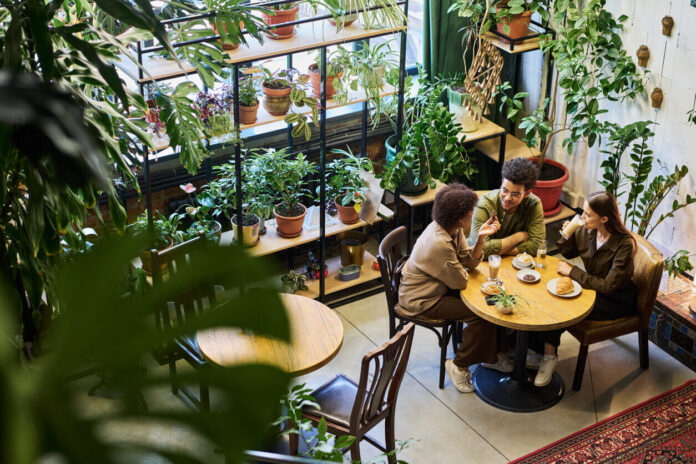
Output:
[307, 51, 343, 98]
[260, 66, 318, 141]
[195, 89, 232, 137]
[333, 41, 398, 129]
[515, 0, 644, 216]
[328, 0, 358, 28]
[250, 148, 317, 238]
[489, 288, 528, 314]
[324, 148, 373, 224]
[281, 270, 309, 294]
[381, 72, 476, 195]
[237, 76, 260, 124]
[128, 211, 183, 274]
[262, 2, 300, 39]
[178, 183, 223, 243]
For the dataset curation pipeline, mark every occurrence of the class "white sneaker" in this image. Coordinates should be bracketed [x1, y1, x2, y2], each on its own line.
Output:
[480, 352, 514, 373]
[534, 355, 559, 387]
[526, 351, 543, 370]
[445, 359, 474, 393]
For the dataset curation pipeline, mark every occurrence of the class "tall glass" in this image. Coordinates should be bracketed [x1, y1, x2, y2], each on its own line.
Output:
[536, 240, 547, 269]
[488, 255, 501, 281]
[561, 214, 584, 240]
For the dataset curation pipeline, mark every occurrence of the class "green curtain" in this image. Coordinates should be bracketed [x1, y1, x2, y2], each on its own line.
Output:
[423, 0, 470, 78]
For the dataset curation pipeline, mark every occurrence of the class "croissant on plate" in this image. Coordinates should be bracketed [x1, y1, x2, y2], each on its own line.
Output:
[556, 277, 574, 295]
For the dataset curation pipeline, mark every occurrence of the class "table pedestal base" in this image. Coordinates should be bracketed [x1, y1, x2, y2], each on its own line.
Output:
[472, 366, 565, 412]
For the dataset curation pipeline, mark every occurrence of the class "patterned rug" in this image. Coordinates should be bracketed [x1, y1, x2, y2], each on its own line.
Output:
[510, 380, 696, 463]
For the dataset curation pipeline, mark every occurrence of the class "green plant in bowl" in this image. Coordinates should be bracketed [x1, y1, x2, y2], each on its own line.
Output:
[489, 288, 528, 314]
[324, 147, 373, 214]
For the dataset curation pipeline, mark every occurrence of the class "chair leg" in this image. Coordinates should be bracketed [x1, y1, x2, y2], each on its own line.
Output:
[389, 314, 396, 338]
[639, 328, 649, 369]
[439, 327, 451, 389]
[200, 382, 210, 411]
[169, 358, 178, 395]
[350, 441, 362, 462]
[451, 323, 458, 356]
[385, 413, 396, 464]
[573, 345, 589, 391]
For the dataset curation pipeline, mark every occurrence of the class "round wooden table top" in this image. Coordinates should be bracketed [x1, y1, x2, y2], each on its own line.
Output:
[460, 255, 596, 331]
[196, 293, 344, 376]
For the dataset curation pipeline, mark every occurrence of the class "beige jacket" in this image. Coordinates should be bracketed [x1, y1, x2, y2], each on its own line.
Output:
[398, 221, 481, 316]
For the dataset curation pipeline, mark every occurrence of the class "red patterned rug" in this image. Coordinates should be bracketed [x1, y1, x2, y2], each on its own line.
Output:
[510, 379, 696, 464]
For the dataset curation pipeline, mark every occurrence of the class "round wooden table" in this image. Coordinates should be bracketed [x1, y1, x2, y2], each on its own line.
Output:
[196, 293, 344, 376]
[460, 255, 596, 412]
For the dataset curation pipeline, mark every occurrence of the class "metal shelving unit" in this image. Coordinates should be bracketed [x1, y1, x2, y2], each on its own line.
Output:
[123, 1, 409, 303]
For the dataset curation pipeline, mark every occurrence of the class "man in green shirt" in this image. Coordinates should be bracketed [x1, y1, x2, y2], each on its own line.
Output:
[469, 158, 546, 258]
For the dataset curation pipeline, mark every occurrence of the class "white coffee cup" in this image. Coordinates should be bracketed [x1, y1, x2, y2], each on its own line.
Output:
[561, 214, 584, 240]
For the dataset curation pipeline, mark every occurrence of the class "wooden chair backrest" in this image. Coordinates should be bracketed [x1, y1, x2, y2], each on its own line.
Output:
[350, 322, 415, 431]
[377, 226, 408, 314]
[150, 235, 216, 331]
[631, 233, 664, 325]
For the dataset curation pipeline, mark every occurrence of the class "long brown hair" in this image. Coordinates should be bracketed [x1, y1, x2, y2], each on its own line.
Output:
[587, 191, 636, 248]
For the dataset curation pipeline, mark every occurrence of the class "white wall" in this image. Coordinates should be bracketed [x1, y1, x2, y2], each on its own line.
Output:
[520, 0, 696, 266]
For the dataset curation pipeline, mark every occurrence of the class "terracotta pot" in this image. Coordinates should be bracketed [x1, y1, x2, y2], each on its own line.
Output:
[495, 7, 532, 41]
[138, 237, 174, 275]
[262, 6, 299, 39]
[308, 64, 343, 98]
[212, 22, 240, 50]
[530, 157, 570, 217]
[239, 100, 259, 124]
[262, 83, 292, 116]
[274, 203, 307, 238]
[335, 197, 360, 224]
[231, 213, 260, 247]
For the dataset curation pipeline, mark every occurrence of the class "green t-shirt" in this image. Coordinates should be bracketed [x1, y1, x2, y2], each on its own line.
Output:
[468, 189, 546, 258]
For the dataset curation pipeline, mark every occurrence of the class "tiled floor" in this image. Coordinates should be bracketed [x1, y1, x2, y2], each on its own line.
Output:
[292, 291, 695, 463]
[86, 285, 695, 463]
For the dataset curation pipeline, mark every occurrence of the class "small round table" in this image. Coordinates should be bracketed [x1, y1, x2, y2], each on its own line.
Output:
[460, 255, 596, 412]
[196, 293, 344, 376]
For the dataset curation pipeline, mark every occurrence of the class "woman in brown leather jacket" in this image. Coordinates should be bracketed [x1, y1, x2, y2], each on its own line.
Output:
[530, 191, 638, 387]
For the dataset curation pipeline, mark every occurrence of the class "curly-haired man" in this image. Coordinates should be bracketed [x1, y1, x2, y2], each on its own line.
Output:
[469, 158, 546, 258]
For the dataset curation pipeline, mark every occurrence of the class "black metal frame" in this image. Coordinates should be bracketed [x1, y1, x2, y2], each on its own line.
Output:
[487, 18, 552, 51]
[133, 0, 409, 302]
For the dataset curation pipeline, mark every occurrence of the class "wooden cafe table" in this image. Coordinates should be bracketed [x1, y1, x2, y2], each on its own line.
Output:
[196, 293, 344, 375]
[460, 255, 596, 412]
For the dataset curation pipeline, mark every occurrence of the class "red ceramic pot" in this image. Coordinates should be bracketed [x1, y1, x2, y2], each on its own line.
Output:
[263, 6, 299, 40]
[530, 157, 570, 217]
[308, 64, 343, 98]
[274, 203, 307, 238]
[335, 197, 360, 224]
[495, 7, 532, 41]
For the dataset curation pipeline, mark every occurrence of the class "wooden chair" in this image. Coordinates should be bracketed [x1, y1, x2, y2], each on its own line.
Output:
[567, 234, 664, 390]
[150, 235, 216, 410]
[296, 323, 415, 463]
[377, 226, 458, 389]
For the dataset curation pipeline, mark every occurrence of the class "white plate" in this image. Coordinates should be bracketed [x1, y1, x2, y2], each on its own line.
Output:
[547, 278, 582, 298]
[512, 258, 535, 270]
[517, 268, 541, 283]
[481, 281, 505, 296]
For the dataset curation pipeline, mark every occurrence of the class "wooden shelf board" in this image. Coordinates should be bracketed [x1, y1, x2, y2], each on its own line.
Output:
[225, 22, 406, 65]
[457, 117, 505, 144]
[485, 32, 542, 54]
[475, 134, 541, 163]
[392, 185, 490, 208]
[116, 22, 405, 84]
[296, 251, 382, 298]
[149, 83, 396, 152]
[220, 204, 393, 257]
[544, 204, 575, 225]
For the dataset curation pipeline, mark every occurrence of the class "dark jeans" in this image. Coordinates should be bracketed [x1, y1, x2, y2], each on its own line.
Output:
[420, 290, 514, 369]
[529, 281, 639, 353]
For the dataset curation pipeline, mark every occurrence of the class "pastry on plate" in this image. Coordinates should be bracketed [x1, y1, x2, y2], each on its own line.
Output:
[556, 277, 574, 295]
[515, 253, 533, 265]
[485, 283, 503, 295]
